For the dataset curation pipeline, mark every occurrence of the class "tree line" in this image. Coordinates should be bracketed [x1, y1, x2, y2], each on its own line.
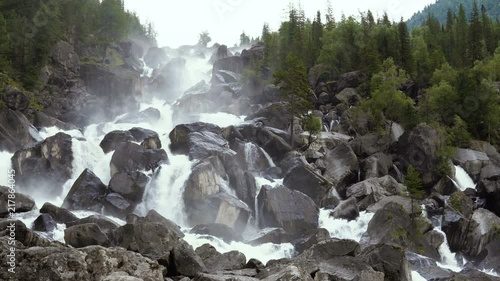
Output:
[251, 0, 500, 147]
[0, 0, 155, 90]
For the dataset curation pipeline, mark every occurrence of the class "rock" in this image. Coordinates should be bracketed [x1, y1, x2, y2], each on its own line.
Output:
[213, 70, 241, 84]
[347, 176, 407, 208]
[33, 213, 57, 232]
[187, 131, 231, 160]
[477, 178, 500, 217]
[480, 165, 500, 181]
[40, 202, 78, 224]
[260, 264, 314, 281]
[0, 108, 42, 152]
[184, 159, 223, 206]
[172, 239, 207, 277]
[110, 142, 168, 177]
[442, 206, 470, 253]
[350, 133, 393, 158]
[308, 64, 332, 88]
[331, 197, 359, 221]
[11, 132, 72, 195]
[323, 142, 359, 197]
[195, 244, 246, 272]
[254, 127, 292, 162]
[453, 149, 490, 182]
[336, 71, 362, 93]
[62, 169, 108, 212]
[360, 202, 439, 260]
[0, 186, 36, 218]
[312, 256, 385, 281]
[463, 208, 500, 258]
[244, 102, 291, 131]
[241, 44, 265, 66]
[361, 153, 393, 180]
[144, 46, 168, 68]
[81, 64, 141, 120]
[298, 238, 361, 261]
[104, 192, 134, 218]
[0, 219, 55, 248]
[213, 56, 243, 75]
[424, 229, 445, 251]
[293, 228, 331, 254]
[2, 86, 29, 111]
[100, 130, 135, 153]
[448, 190, 473, 218]
[109, 172, 149, 204]
[190, 223, 242, 243]
[33, 111, 80, 131]
[143, 209, 184, 238]
[129, 127, 161, 146]
[66, 214, 120, 240]
[470, 140, 500, 165]
[46, 41, 80, 86]
[0, 244, 165, 281]
[336, 88, 361, 106]
[283, 161, 332, 205]
[257, 186, 319, 236]
[366, 196, 420, 215]
[169, 122, 223, 154]
[64, 223, 111, 248]
[396, 123, 443, 187]
[115, 107, 161, 124]
[479, 240, 500, 274]
[247, 228, 291, 246]
[359, 243, 412, 281]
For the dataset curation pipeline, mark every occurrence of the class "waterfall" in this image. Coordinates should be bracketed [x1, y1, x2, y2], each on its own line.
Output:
[435, 228, 461, 272]
[318, 209, 374, 242]
[259, 147, 276, 167]
[0, 151, 13, 187]
[453, 165, 475, 191]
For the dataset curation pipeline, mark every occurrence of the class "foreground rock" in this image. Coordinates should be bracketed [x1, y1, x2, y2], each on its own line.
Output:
[12, 132, 72, 195]
[323, 142, 359, 197]
[195, 244, 246, 272]
[257, 186, 319, 236]
[62, 169, 107, 212]
[0, 242, 164, 281]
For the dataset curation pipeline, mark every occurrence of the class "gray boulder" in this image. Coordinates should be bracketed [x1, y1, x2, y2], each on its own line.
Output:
[0, 108, 42, 152]
[453, 149, 490, 182]
[62, 169, 108, 212]
[323, 142, 358, 197]
[195, 244, 246, 272]
[64, 223, 111, 248]
[100, 130, 135, 153]
[110, 142, 168, 177]
[0, 186, 36, 218]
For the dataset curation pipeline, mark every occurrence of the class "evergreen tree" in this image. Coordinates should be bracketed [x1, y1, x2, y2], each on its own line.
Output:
[405, 165, 424, 216]
[398, 19, 414, 75]
[273, 54, 311, 146]
[468, 0, 485, 64]
[240, 31, 250, 46]
[456, 4, 468, 67]
[311, 11, 323, 65]
[0, 12, 10, 72]
[481, 5, 494, 54]
[198, 31, 211, 47]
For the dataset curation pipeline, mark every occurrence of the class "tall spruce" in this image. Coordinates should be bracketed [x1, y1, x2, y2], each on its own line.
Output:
[468, 0, 484, 64]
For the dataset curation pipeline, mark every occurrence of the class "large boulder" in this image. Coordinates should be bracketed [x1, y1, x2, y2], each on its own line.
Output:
[254, 127, 292, 162]
[346, 176, 407, 210]
[0, 108, 42, 152]
[11, 132, 72, 195]
[195, 244, 246, 272]
[99, 130, 135, 153]
[33, 213, 57, 232]
[360, 202, 439, 260]
[0, 186, 36, 218]
[477, 177, 500, 217]
[257, 186, 319, 236]
[212, 56, 243, 75]
[80, 64, 141, 120]
[46, 41, 80, 86]
[0, 243, 165, 281]
[40, 202, 78, 224]
[359, 243, 412, 281]
[336, 71, 362, 93]
[323, 142, 359, 197]
[62, 169, 108, 212]
[66, 214, 120, 241]
[463, 208, 500, 258]
[244, 103, 291, 131]
[283, 161, 332, 206]
[330, 197, 360, 221]
[293, 228, 331, 254]
[115, 107, 161, 124]
[110, 142, 168, 177]
[453, 149, 490, 182]
[114, 221, 206, 277]
[360, 152, 393, 180]
[144, 46, 168, 69]
[2, 86, 29, 111]
[442, 206, 470, 253]
[350, 133, 393, 158]
[64, 223, 112, 248]
[108, 171, 149, 204]
[33, 111, 80, 131]
[396, 123, 443, 187]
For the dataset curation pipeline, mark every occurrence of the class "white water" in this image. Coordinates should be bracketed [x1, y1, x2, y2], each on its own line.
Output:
[199, 112, 246, 127]
[318, 209, 374, 241]
[435, 229, 461, 272]
[453, 165, 475, 191]
[0, 151, 13, 186]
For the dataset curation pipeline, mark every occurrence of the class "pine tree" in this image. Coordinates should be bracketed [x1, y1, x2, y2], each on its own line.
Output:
[405, 165, 424, 216]
[398, 19, 414, 76]
[481, 5, 494, 55]
[273, 54, 311, 147]
[240, 31, 250, 46]
[0, 12, 10, 73]
[468, 0, 484, 64]
[311, 11, 323, 65]
[456, 4, 468, 67]
[198, 31, 211, 47]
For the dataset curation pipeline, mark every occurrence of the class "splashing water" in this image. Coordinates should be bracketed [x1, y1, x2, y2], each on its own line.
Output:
[318, 209, 374, 241]
[434, 228, 461, 272]
[199, 112, 246, 127]
[411, 271, 428, 281]
[453, 165, 475, 191]
[183, 232, 295, 265]
[0, 151, 13, 186]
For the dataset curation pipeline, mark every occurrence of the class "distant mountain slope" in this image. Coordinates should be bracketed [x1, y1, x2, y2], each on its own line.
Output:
[407, 0, 500, 29]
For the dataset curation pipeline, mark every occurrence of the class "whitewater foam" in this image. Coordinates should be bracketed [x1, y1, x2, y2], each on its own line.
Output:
[318, 209, 374, 241]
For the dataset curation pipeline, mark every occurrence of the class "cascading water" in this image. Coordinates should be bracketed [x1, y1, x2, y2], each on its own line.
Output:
[453, 165, 475, 191]
[318, 209, 374, 241]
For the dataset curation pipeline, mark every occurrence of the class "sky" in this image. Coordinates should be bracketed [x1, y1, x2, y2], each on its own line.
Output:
[123, 0, 437, 48]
